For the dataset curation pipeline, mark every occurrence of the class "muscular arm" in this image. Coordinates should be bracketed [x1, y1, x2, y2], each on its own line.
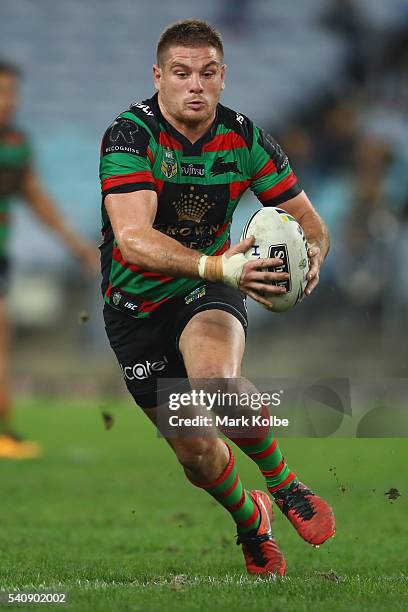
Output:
[279, 190, 330, 258]
[22, 168, 98, 272]
[105, 190, 202, 278]
[278, 190, 330, 295]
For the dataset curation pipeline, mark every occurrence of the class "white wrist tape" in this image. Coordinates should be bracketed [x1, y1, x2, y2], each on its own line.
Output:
[198, 253, 247, 288]
[198, 254, 208, 279]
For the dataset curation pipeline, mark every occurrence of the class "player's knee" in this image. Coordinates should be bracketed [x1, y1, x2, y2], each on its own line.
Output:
[174, 437, 218, 472]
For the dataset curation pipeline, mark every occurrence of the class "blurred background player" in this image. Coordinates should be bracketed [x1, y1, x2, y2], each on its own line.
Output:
[0, 61, 99, 459]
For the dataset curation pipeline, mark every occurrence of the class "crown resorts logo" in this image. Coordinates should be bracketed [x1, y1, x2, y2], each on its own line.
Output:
[161, 149, 178, 179]
[172, 186, 216, 223]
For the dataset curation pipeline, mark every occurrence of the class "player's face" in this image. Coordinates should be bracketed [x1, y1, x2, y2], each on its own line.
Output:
[0, 73, 19, 129]
[153, 46, 225, 128]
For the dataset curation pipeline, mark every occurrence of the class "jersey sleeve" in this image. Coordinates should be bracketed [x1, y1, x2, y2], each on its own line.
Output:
[249, 125, 302, 206]
[99, 117, 155, 201]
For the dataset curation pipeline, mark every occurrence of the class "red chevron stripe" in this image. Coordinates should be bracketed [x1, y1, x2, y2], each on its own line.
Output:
[203, 132, 247, 152]
[215, 221, 230, 237]
[102, 171, 153, 192]
[257, 171, 298, 203]
[230, 180, 251, 201]
[112, 246, 173, 281]
[159, 133, 183, 150]
[252, 158, 277, 181]
[140, 295, 172, 312]
[112, 246, 139, 273]
[154, 177, 165, 196]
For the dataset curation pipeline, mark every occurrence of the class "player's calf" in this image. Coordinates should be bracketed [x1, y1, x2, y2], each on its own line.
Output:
[171, 436, 228, 484]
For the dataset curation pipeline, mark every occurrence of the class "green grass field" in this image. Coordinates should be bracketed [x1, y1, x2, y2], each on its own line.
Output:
[1, 400, 407, 611]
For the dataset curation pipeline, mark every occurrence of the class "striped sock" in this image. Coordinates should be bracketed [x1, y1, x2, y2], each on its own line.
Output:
[224, 407, 297, 496]
[186, 443, 260, 533]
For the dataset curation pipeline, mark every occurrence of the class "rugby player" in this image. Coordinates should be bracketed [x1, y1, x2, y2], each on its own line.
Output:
[0, 61, 99, 459]
[100, 20, 334, 576]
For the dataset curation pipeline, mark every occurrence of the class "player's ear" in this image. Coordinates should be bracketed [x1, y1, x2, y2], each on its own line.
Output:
[220, 63, 227, 89]
[152, 64, 161, 90]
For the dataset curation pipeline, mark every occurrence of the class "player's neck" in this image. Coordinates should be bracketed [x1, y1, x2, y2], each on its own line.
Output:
[157, 98, 215, 144]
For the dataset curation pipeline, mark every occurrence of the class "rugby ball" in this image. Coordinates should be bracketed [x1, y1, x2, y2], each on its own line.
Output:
[241, 207, 309, 312]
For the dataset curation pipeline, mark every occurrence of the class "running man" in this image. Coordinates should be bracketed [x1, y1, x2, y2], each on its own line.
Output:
[100, 20, 334, 575]
[0, 61, 99, 459]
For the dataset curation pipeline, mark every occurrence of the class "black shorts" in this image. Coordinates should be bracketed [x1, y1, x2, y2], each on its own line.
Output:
[103, 283, 247, 409]
[0, 258, 9, 297]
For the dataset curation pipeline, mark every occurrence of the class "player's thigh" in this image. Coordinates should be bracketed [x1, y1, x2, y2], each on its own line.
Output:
[179, 308, 245, 378]
[103, 303, 186, 410]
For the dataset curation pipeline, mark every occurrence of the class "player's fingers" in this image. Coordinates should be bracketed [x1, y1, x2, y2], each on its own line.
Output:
[307, 244, 321, 258]
[305, 272, 320, 296]
[307, 260, 318, 279]
[247, 270, 289, 284]
[245, 281, 287, 295]
[227, 235, 255, 257]
[248, 257, 284, 270]
[246, 289, 275, 309]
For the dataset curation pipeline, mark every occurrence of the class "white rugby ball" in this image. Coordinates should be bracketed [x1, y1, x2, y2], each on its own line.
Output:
[241, 207, 309, 312]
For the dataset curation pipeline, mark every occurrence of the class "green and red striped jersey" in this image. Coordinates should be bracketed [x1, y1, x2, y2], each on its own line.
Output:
[0, 128, 31, 258]
[99, 94, 301, 318]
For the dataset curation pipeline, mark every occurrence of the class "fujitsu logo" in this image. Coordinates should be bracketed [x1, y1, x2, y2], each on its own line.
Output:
[181, 162, 205, 177]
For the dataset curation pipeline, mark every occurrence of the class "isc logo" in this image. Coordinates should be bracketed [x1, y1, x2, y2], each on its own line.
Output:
[268, 244, 291, 292]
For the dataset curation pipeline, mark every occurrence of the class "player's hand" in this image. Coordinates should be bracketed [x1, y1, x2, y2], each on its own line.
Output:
[225, 236, 289, 309]
[304, 242, 323, 296]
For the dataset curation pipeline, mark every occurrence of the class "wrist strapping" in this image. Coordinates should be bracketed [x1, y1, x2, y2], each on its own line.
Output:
[198, 253, 248, 288]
